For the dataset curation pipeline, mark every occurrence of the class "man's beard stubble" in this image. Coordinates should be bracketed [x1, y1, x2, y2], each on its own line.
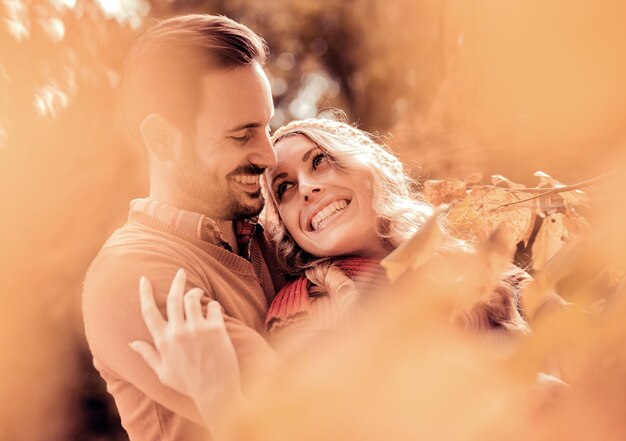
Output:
[175, 149, 265, 221]
[227, 179, 265, 220]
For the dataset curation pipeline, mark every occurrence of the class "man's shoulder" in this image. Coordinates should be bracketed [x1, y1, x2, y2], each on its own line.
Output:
[88, 219, 198, 272]
[83, 221, 197, 303]
[99, 218, 178, 251]
[82, 221, 207, 354]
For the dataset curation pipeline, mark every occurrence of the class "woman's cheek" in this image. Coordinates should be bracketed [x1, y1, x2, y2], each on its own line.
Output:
[281, 204, 300, 236]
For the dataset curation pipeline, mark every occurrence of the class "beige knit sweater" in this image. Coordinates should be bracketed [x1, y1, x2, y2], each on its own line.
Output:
[83, 210, 281, 441]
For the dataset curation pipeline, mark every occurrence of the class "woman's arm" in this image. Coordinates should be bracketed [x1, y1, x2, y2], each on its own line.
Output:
[129, 269, 246, 440]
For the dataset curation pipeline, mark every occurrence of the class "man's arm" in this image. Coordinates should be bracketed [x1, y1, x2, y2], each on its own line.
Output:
[83, 248, 279, 428]
[130, 270, 248, 441]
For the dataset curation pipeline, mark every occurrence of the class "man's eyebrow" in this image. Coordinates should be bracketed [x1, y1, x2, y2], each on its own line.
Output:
[226, 122, 263, 133]
[228, 111, 275, 133]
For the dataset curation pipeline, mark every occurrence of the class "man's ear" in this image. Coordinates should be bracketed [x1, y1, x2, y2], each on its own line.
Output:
[140, 113, 183, 161]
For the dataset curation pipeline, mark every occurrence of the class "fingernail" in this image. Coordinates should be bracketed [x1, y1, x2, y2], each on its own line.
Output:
[129, 341, 137, 350]
[176, 268, 185, 277]
[140, 276, 146, 286]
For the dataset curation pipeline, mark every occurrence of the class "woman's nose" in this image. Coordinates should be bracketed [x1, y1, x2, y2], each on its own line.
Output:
[300, 183, 321, 202]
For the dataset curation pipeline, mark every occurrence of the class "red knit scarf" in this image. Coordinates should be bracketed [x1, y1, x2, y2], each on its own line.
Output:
[265, 257, 387, 331]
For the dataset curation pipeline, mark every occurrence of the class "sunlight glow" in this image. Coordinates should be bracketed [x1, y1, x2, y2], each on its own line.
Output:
[0, 125, 7, 150]
[288, 71, 338, 120]
[50, 0, 77, 11]
[3, 0, 30, 41]
[39, 17, 65, 42]
[94, 0, 150, 29]
[34, 83, 69, 119]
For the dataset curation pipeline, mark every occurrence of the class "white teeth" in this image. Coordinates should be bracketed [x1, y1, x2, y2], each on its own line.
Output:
[311, 200, 349, 231]
[233, 175, 260, 185]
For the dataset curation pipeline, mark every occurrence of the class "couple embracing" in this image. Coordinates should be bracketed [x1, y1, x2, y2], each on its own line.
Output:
[83, 13, 560, 441]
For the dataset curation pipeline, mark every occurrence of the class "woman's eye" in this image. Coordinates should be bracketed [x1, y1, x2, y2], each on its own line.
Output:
[312, 152, 327, 169]
[276, 182, 293, 200]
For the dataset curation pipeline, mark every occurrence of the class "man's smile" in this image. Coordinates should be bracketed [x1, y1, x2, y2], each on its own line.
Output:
[231, 174, 261, 192]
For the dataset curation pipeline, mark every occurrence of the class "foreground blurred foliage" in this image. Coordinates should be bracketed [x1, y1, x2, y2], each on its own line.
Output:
[233, 168, 626, 441]
[1, 0, 625, 440]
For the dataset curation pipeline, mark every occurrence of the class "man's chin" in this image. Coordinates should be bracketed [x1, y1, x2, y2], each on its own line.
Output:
[247, 190, 262, 199]
[229, 193, 264, 220]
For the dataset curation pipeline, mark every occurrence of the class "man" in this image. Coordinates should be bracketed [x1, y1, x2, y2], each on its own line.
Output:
[83, 15, 283, 441]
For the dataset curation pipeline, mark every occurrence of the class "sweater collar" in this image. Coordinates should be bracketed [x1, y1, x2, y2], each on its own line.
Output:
[129, 198, 258, 260]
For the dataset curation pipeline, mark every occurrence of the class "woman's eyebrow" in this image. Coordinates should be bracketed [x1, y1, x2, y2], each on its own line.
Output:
[271, 172, 287, 186]
[301, 147, 317, 162]
[270, 147, 318, 186]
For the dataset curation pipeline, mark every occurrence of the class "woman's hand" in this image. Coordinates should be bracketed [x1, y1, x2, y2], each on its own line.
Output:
[129, 269, 244, 432]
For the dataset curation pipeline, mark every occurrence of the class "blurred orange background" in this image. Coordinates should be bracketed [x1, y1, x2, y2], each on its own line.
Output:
[1, 1, 625, 440]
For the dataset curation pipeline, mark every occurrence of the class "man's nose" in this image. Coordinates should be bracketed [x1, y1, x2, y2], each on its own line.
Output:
[249, 132, 277, 169]
[300, 182, 321, 202]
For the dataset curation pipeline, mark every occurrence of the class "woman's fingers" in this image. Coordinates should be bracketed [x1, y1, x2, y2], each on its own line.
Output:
[141, 269, 214, 332]
[167, 268, 187, 325]
[206, 300, 226, 327]
[139, 276, 166, 337]
[129, 340, 161, 375]
[184, 288, 205, 325]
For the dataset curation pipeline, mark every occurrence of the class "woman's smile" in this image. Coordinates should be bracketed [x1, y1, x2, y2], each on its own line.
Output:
[267, 134, 387, 259]
[307, 198, 351, 231]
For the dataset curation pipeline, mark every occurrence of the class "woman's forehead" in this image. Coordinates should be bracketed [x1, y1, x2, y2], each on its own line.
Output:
[274, 133, 316, 153]
[268, 134, 318, 175]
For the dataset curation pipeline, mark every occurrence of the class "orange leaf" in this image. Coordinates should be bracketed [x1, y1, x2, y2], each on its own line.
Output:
[423, 179, 467, 206]
[381, 206, 447, 282]
[532, 214, 567, 270]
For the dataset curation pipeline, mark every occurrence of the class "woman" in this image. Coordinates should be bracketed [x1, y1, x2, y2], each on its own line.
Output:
[262, 118, 530, 338]
[263, 118, 439, 337]
[130, 117, 553, 436]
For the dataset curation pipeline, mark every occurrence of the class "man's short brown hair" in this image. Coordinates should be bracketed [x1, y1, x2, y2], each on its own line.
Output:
[119, 14, 268, 144]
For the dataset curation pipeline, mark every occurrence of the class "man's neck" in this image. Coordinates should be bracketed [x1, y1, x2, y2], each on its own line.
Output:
[216, 219, 238, 255]
[149, 187, 239, 254]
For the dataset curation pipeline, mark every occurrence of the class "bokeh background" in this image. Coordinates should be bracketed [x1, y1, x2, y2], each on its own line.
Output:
[1, 1, 626, 440]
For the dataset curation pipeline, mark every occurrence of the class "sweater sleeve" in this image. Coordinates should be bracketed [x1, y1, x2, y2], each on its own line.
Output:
[83, 246, 280, 431]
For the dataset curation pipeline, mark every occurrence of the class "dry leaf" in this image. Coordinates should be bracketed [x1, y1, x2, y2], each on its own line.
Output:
[446, 186, 534, 248]
[534, 170, 562, 188]
[454, 227, 517, 309]
[464, 173, 483, 186]
[422, 179, 467, 206]
[532, 214, 567, 270]
[465, 173, 483, 186]
[534, 170, 588, 207]
[491, 174, 525, 189]
[521, 238, 585, 318]
[563, 209, 592, 237]
[560, 190, 588, 207]
[381, 206, 447, 282]
[522, 199, 539, 247]
[422, 171, 590, 274]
